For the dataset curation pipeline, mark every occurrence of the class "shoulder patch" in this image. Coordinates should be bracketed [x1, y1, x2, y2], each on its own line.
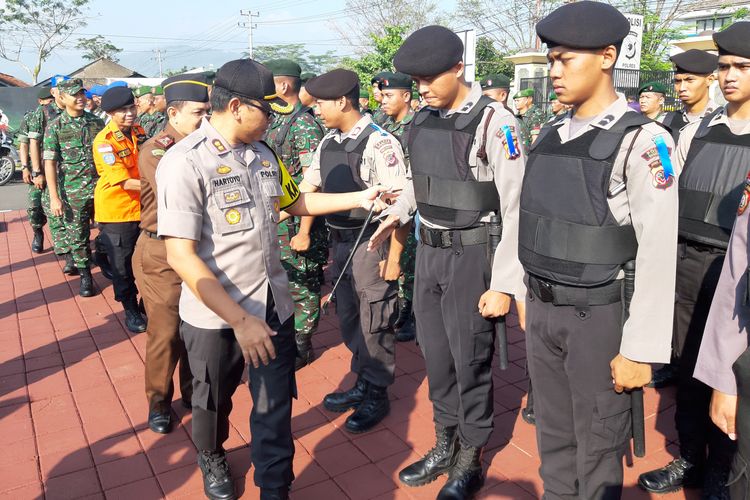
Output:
[102, 153, 116, 165]
[155, 135, 175, 150]
[641, 142, 674, 190]
[496, 125, 521, 160]
[739, 171, 750, 216]
[151, 149, 166, 157]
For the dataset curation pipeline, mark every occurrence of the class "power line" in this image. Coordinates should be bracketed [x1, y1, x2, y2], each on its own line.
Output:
[239, 9, 260, 58]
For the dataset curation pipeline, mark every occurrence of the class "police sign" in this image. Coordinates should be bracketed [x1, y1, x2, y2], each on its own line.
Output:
[616, 13, 644, 70]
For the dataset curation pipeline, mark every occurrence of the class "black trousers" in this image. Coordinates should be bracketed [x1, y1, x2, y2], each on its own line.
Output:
[331, 229, 398, 387]
[673, 242, 735, 475]
[413, 240, 496, 448]
[729, 348, 750, 499]
[526, 287, 630, 500]
[98, 221, 140, 302]
[180, 291, 296, 489]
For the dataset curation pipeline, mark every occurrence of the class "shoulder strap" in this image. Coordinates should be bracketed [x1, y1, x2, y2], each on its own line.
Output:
[589, 112, 651, 160]
[455, 95, 495, 130]
[530, 118, 565, 152]
[695, 108, 723, 140]
[414, 106, 436, 126]
[344, 125, 378, 153]
[476, 107, 497, 162]
[272, 106, 311, 149]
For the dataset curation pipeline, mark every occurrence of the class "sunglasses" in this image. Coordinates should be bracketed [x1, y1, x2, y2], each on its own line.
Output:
[244, 101, 274, 118]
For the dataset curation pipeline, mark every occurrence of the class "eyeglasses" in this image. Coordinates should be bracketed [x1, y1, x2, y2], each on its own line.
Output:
[244, 101, 274, 118]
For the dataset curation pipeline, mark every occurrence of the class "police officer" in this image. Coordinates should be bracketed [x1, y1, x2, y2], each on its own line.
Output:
[645, 22, 750, 498]
[156, 58, 387, 500]
[520, 3, 678, 497]
[42, 78, 105, 297]
[300, 69, 409, 433]
[638, 81, 668, 121]
[93, 87, 148, 333]
[370, 26, 526, 499]
[19, 88, 54, 253]
[133, 74, 211, 435]
[513, 87, 547, 153]
[379, 71, 417, 342]
[263, 58, 327, 370]
[480, 74, 512, 113]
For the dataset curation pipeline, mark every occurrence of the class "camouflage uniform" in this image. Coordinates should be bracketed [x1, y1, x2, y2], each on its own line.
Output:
[42, 111, 105, 267]
[28, 102, 66, 254]
[383, 110, 416, 302]
[139, 111, 166, 139]
[265, 103, 327, 349]
[518, 104, 548, 154]
[372, 107, 389, 126]
[18, 111, 47, 230]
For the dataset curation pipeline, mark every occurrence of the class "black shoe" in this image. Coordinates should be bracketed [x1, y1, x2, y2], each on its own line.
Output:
[148, 410, 172, 434]
[124, 298, 147, 333]
[323, 376, 368, 413]
[647, 364, 678, 388]
[78, 267, 96, 297]
[295, 336, 315, 371]
[344, 383, 389, 433]
[701, 463, 731, 500]
[198, 450, 235, 500]
[395, 298, 411, 329]
[395, 309, 416, 343]
[437, 445, 484, 500]
[62, 254, 79, 275]
[521, 406, 536, 425]
[93, 251, 113, 280]
[260, 486, 289, 500]
[638, 457, 704, 494]
[399, 425, 459, 487]
[31, 228, 44, 253]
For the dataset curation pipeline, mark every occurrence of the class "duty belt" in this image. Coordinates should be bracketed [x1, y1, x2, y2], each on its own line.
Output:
[418, 225, 488, 248]
[527, 274, 622, 306]
[329, 224, 376, 243]
[144, 230, 160, 240]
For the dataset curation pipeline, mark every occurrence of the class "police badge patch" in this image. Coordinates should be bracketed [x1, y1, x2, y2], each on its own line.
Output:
[497, 125, 521, 160]
[739, 172, 750, 216]
[225, 208, 241, 225]
[641, 146, 674, 190]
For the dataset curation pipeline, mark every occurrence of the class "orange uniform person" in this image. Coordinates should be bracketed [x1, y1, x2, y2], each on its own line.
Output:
[93, 86, 148, 333]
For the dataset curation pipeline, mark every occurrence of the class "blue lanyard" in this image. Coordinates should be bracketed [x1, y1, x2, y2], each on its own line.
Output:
[653, 135, 674, 180]
[502, 125, 519, 158]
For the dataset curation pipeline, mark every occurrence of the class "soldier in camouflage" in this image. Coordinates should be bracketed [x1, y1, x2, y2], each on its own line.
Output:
[370, 72, 389, 126]
[513, 88, 548, 154]
[264, 59, 327, 370]
[379, 71, 417, 342]
[143, 86, 167, 139]
[42, 78, 105, 296]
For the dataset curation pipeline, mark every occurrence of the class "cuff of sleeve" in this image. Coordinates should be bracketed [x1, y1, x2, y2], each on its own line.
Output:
[382, 204, 412, 227]
[620, 339, 671, 364]
[28, 132, 41, 140]
[42, 151, 57, 161]
[694, 361, 739, 396]
[157, 210, 203, 240]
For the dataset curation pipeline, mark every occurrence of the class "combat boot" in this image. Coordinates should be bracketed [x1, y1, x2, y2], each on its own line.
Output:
[197, 450, 235, 500]
[323, 376, 368, 412]
[437, 445, 484, 500]
[123, 297, 147, 333]
[344, 383, 389, 433]
[638, 457, 704, 493]
[78, 267, 95, 297]
[395, 298, 416, 342]
[31, 228, 44, 253]
[294, 335, 315, 371]
[399, 424, 459, 486]
[62, 253, 79, 275]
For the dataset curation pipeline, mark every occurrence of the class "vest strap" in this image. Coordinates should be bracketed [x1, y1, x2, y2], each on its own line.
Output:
[413, 173, 499, 212]
[455, 95, 495, 130]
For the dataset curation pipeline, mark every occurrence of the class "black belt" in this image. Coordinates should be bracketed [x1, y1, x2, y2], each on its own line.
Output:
[144, 230, 160, 240]
[418, 225, 488, 248]
[528, 274, 622, 306]
[328, 224, 376, 242]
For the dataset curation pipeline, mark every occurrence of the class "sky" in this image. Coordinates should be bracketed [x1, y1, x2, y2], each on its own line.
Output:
[0, 0, 457, 84]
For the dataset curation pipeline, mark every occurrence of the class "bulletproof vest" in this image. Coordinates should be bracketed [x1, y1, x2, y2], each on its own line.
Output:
[319, 125, 377, 228]
[679, 110, 750, 249]
[519, 112, 650, 286]
[662, 111, 689, 142]
[408, 95, 500, 228]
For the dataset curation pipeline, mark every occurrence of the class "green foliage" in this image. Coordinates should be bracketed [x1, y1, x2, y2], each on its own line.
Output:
[76, 35, 122, 63]
[475, 36, 514, 80]
[164, 66, 190, 77]
[250, 44, 338, 74]
[726, 7, 749, 25]
[340, 26, 407, 88]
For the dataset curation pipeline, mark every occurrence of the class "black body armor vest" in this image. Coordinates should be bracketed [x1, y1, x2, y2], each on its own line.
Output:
[408, 95, 500, 228]
[663, 111, 689, 142]
[320, 126, 376, 228]
[519, 112, 651, 286]
[679, 110, 750, 249]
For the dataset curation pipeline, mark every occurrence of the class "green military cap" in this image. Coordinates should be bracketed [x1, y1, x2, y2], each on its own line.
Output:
[133, 85, 153, 98]
[371, 71, 389, 85]
[549, 91, 558, 101]
[57, 78, 84, 95]
[638, 81, 667, 95]
[300, 72, 316, 84]
[38, 87, 52, 99]
[151, 86, 164, 96]
[264, 59, 302, 78]
[359, 87, 370, 99]
[379, 72, 412, 90]
[203, 70, 217, 85]
[480, 74, 511, 90]
[513, 88, 535, 99]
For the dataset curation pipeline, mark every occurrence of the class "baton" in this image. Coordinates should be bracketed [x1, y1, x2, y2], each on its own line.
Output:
[623, 259, 646, 458]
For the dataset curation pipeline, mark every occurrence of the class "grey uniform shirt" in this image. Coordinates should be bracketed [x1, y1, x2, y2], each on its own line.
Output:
[554, 95, 679, 364]
[304, 114, 409, 193]
[156, 117, 296, 329]
[383, 82, 527, 300]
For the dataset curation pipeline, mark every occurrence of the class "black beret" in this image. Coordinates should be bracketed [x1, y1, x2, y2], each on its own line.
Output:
[215, 59, 292, 114]
[264, 59, 302, 78]
[305, 69, 359, 99]
[379, 72, 413, 90]
[370, 71, 389, 85]
[101, 86, 135, 112]
[536, 1, 630, 50]
[713, 22, 750, 58]
[480, 74, 511, 90]
[393, 25, 464, 77]
[162, 73, 210, 104]
[670, 49, 718, 75]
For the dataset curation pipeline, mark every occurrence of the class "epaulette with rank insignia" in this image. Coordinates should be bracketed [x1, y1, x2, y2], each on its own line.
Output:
[155, 135, 175, 150]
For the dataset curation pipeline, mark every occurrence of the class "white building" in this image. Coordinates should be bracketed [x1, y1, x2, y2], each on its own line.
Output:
[676, 0, 748, 34]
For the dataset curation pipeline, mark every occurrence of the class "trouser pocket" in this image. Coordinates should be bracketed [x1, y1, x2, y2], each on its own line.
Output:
[588, 389, 632, 455]
[728, 451, 750, 500]
[363, 288, 398, 334]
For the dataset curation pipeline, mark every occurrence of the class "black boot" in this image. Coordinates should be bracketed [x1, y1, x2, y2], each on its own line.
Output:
[260, 486, 289, 500]
[295, 335, 315, 371]
[197, 450, 235, 500]
[323, 376, 368, 413]
[638, 457, 704, 494]
[399, 424, 459, 486]
[395, 299, 416, 342]
[93, 248, 113, 280]
[123, 297, 147, 333]
[31, 228, 44, 253]
[62, 253, 79, 275]
[344, 383, 389, 433]
[521, 406, 536, 425]
[78, 267, 95, 297]
[437, 445, 484, 500]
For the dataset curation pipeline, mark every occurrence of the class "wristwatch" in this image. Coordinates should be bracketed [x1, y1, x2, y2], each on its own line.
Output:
[22, 164, 30, 171]
[31, 170, 43, 179]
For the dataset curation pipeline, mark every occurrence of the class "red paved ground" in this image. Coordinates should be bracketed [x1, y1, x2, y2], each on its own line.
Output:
[1, 209, 698, 500]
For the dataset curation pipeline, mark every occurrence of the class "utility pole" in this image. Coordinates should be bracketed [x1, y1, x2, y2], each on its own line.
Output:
[239, 10, 259, 59]
[153, 48, 164, 77]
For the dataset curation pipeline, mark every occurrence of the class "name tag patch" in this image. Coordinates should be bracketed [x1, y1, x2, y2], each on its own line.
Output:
[211, 175, 242, 188]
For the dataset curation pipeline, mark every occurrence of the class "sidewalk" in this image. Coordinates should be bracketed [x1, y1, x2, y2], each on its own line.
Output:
[0, 209, 694, 499]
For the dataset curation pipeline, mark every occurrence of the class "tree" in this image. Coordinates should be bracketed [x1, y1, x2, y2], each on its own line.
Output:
[340, 26, 407, 87]
[249, 44, 339, 74]
[475, 36, 514, 79]
[76, 35, 122, 63]
[164, 65, 189, 77]
[0, 0, 90, 83]
[617, 0, 688, 71]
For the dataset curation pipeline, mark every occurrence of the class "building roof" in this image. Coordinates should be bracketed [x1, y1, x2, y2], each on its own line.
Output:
[35, 58, 145, 87]
[682, 0, 748, 13]
[0, 73, 31, 87]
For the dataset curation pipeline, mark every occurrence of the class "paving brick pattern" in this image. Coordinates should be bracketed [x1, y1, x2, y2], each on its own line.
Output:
[0, 210, 699, 499]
